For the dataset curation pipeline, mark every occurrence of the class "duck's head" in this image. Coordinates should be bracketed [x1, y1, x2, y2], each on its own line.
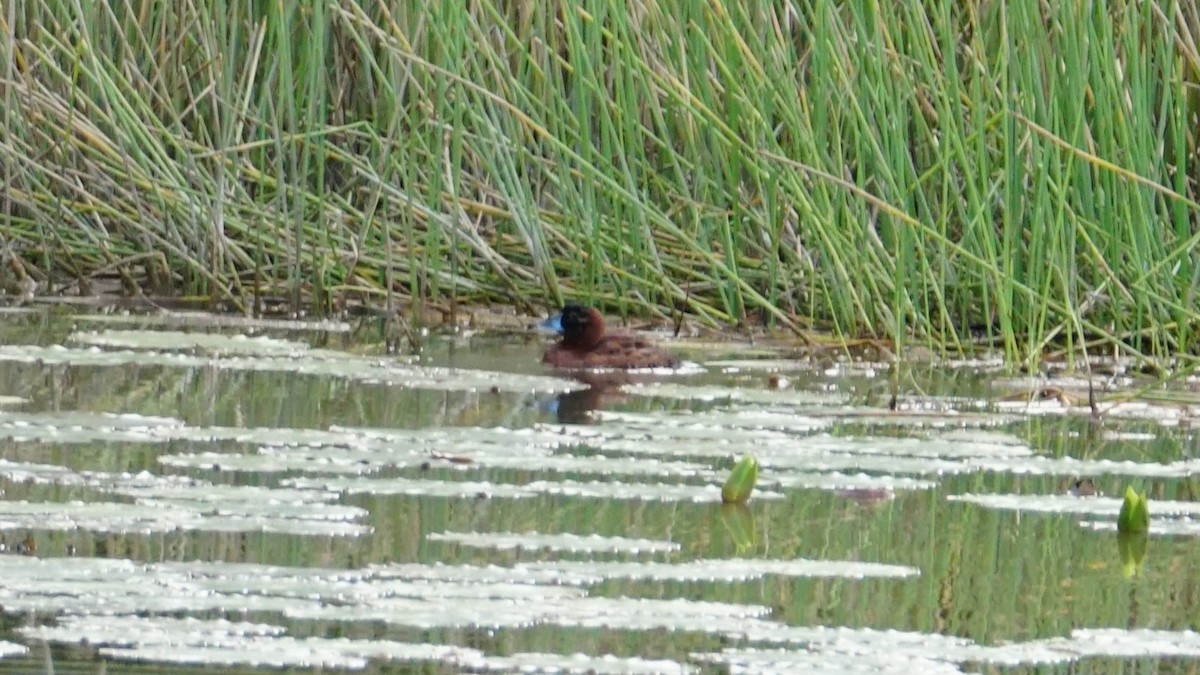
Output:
[540, 302, 605, 350]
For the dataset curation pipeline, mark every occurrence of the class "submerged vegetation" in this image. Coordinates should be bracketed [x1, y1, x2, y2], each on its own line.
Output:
[2, 2, 1199, 365]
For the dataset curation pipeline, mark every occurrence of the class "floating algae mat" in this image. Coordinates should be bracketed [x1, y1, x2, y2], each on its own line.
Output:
[0, 317, 1196, 671]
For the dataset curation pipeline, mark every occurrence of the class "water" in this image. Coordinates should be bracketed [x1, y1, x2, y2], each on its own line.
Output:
[0, 308, 1196, 672]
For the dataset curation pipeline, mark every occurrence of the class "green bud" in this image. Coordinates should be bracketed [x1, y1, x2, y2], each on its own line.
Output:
[1117, 485, 1150, 534]
[721, 455, 759, 505]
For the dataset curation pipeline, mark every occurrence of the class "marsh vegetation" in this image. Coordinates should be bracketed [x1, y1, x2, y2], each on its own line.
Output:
[3, 2, 1200, 367]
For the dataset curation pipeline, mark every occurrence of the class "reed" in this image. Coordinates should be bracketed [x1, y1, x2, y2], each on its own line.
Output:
[2, 1, 1197, 366]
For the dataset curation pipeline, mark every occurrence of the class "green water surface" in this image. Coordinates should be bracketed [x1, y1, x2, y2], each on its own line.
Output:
[0, 311, 1195, 673]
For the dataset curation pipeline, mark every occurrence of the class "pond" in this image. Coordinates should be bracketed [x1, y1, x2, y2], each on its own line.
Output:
[0, 307, 1197, 673]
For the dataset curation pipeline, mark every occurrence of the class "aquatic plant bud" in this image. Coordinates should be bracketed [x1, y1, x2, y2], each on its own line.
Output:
[721, 455, 759, 504]
[1117, 486, 1149, 534]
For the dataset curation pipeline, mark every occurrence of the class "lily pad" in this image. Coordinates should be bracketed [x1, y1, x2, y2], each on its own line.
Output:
[523, 558, 920, 581]
[474, 652, 693, 674]
[948, 493, 1200, 518]
[0, 500, 369, 536]
[285, 476, 786, 503]
[71, 329, 314, 355]
[426, 531, 681, 554]
[0, 462, 368, 535]
[75, 312, 353, 333]
[0, 344, 581, 394]
[620, 382, 845, 407]
[21, 616, 486, 670]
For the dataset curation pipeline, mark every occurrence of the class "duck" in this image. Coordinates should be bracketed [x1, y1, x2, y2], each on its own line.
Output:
[540, 302, 679, 370]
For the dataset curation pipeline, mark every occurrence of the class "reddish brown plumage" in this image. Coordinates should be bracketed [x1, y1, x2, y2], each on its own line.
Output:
[541, 304, 679, 370]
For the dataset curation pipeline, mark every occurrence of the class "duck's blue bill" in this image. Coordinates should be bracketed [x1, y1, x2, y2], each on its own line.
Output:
[538, 312, 564, 333]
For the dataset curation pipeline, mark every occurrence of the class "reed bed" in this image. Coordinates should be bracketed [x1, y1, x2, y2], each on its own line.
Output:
[1, 1, 1198, 366]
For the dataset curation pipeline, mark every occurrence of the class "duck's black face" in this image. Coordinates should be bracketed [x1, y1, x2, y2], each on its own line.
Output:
[558, 303, 593, 340]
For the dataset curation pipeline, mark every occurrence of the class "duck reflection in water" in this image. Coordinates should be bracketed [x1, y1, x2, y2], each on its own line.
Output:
[1068, 477, 1100, 497]
[547, 386, 613, 424]
[538, 303, 679, 423]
